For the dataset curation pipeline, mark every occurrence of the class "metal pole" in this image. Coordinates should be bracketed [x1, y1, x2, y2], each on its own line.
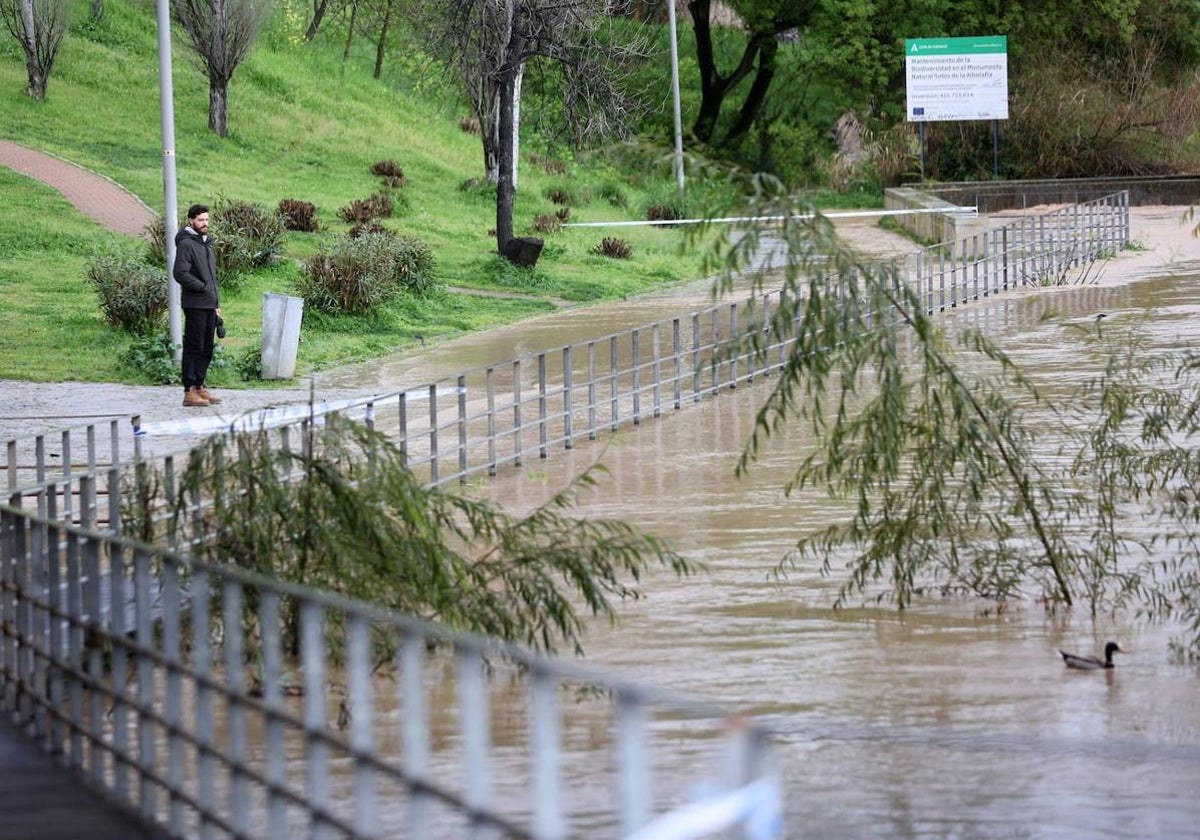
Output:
[666, 0, 685, 194]
[992, 119, 999, 178]
[155, 0, 182, 361]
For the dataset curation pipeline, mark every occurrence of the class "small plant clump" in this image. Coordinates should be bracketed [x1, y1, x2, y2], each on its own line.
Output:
[459, 116, 481, 134]
[529, 153, 567, 174]
[555, 207, 571, 222]
[87, 249, 169, 333]
[210, 199, 287, 284]
[533, 213, 562, 234]
[349, 221, 389, 238]
[371, 159, 404, 179]
[120, 332, 179, 384]
[546, 187, 571, 205]
[593, 237, 632, 260]
[339, 192, 394, 224]
[298, 231, 436, 315]
[645, 202, 684, 223]
[599, 182, 628, 209]
[277, 199, 320, 232]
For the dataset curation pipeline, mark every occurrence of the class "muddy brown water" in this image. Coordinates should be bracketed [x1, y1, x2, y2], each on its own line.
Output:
[298, 272, 1200, 837]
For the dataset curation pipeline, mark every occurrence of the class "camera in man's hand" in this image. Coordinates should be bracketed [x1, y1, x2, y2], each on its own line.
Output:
[215, 316, 226, 339]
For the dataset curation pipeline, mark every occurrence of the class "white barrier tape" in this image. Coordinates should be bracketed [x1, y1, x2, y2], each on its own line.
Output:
[133, 388, 464, 438]
[563, 206, 978, 229]
[625, 778, 783, 840]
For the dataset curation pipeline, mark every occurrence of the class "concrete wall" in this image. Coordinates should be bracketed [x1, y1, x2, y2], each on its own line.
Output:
[885, 175, 1200, 244]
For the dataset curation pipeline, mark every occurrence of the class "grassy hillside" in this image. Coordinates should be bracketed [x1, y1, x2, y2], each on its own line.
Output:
[0, 0, 719, 383]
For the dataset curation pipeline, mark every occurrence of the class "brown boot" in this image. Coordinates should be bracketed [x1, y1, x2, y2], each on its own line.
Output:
[198, 386, 222, 405]
[183, 387, 210, 407]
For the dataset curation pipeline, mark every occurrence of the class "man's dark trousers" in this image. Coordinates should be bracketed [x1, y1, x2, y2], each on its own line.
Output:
[182, 307, 217, 390]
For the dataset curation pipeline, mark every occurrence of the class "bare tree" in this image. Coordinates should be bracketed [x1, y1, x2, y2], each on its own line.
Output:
[417, 0, 648, 258]
[172, 0, 270, 137]
[3, 0, 67, 100]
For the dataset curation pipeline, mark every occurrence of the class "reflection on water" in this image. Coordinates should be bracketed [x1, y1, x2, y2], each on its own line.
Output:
[454, 275, 1200, 838]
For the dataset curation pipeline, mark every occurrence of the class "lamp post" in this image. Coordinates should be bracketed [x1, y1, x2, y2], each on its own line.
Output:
[154, 0, 181, 360]
[666, 0, 684, 194]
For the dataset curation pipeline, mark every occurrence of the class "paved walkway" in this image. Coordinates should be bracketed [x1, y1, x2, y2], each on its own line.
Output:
[0, 139, 156, 237]
[0, 717, 168, 840]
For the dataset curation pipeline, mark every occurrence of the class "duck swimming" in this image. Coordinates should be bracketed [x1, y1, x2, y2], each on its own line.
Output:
[1059, 641, 1122, 670]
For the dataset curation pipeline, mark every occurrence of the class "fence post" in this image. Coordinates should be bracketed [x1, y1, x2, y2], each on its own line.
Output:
[486, 368, 497, 476]
[563, 347, 574, 449]
[398, 391, 408, 466]
[456, 376, 468, 482]
[429, 384, 439, 486]
[631, 330, 641, 425]
[513, 359, 524, 467]
[692, 313, 701, 402]
[587, 342, 597, 441]
[610, 336, 620, 431]
[538, 353, 549, 458]
[728, 303, 739, 388]
[652, 324, 662, 418]
[672, 319, 682, 410]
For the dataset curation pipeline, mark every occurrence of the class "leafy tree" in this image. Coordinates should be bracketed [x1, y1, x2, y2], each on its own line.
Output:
[701, 174, 1200, 659]
[127, 414, 696, 657]
[415, 0, 647, 258]
[2, 0, 67, 100]
[172, 0, 271, 137]
[688, 0, 815, 146]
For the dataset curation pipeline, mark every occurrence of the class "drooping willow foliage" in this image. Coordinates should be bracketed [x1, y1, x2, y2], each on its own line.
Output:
[696, 172, 1200, 659]
[124, 414, 695, 662]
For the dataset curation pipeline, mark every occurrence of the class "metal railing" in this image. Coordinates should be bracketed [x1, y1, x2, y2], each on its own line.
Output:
[2, 193, 1130, 521]
[0, 503, 779, 838]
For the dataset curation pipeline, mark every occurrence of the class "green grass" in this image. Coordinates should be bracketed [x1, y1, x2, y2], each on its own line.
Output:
[0, 0, 720, 383]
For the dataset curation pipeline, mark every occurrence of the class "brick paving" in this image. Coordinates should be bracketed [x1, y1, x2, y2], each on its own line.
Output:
[0, 139, 156, 237]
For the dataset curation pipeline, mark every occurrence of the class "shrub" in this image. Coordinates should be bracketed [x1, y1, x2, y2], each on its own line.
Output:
[277, 198, 320, 232]
[371, 159, 404, 179]
[143, 217, 167, 266]
[380, 174, 405, 189]
[593, 237, 632, 260]
[599, 182, 628, 209]
[211, 199, 287, 282]
[349, 221, 389, 238]
[339, 192, 394, 224]
[546, 187, 571, 205]
[297, 231, 436, 315]
[235, 343, 263, 381]
[533, 213, 561, 234]
[555, 207, 571, 222]
[86, 249, 169, 333]
[645, 201, 684, 223]
[529, 153, 567, 174]
[120, 332, 179, 384]
[459, 116, 481, 134]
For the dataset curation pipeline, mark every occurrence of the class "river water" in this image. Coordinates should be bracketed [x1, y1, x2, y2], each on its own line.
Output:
[320, 270, 1200, 838]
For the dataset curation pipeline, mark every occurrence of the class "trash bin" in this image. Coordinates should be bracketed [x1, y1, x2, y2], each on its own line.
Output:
[261, 293, 303, 380]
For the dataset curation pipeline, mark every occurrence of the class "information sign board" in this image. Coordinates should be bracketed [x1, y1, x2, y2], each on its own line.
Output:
[905, 36, 1008, 122]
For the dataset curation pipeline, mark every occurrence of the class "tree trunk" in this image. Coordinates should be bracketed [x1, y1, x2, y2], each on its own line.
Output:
[19, 0, 45, 101]
[688, 0, 764, 144]
[496, 68, 517, 255]
[342, 0, 357, 61]
[372, 0, 392, 79]
[209, 78, 229, 137]
[484, 91, 500, 183]
[305, 0, 330, 41]
[724, 38, 778, 146]
[512, 63, 523, 191]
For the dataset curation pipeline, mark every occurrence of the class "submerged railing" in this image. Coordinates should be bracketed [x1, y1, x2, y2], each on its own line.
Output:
[2, 193, 1130, 522]
[0, 504, 779, 838]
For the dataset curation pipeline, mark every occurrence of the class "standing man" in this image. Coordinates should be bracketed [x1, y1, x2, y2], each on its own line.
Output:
[174, 204, 223, 407]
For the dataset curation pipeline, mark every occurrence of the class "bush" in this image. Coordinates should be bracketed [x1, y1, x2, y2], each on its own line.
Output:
[555, 207, 571, 222]
[120, 332, 179, 384]
[297, 231, 436, 315]
[370, 159, 404, 179]
[546, 186, 572, 205]
[593, 237, 632, 260]
[645, 200, 684, 224]
[339, 192, 394, 224]
[143, 217, 167, 266]
[599, 181, 628, 209]
[349, 221, 389, 238]
[211, 199, 287, 282]
[459, 116, 481, 134]
[235, 343, 263, 381]
[529, 153, 567, 174]
[533, 213, 561, 234]
[277, 198, 320, 232]
[86, 249, 169, 333]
